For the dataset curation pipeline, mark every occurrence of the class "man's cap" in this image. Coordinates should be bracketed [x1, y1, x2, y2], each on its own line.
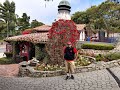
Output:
[67, 41, 72, 45]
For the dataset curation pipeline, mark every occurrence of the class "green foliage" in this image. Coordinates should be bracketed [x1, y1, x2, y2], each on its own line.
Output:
[72, 11, 90, 24]
[104, 52, 120, 61]
[0, 0, 16, 37]
[95, 54, 105, 61]
[0, 20, 6, 32]
[4, 52, 13, 58]
[0, 57, 15, 64]
[81, 43, 114, 50]
[17, 13, 30, 31]
[95, 52, 120, 62]
[31, 19, 44, 28]
[35, 44, 47, 61]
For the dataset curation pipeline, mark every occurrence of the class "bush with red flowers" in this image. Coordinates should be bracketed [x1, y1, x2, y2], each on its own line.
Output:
[46, 19, 79, 65]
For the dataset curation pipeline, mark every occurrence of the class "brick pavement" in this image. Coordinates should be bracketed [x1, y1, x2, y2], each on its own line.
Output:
[110, 66, 120, 81]
[0, 67, 120, 90]
[0, 64, 19, 77]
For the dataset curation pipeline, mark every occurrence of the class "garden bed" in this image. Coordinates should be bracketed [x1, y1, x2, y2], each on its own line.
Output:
[19, 59, 120, 77]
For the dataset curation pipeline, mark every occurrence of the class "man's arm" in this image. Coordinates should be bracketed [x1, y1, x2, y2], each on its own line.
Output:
[74, 48, 78, 60]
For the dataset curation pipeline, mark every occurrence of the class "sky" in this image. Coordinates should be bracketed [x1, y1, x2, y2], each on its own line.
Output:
[0, 0, 105, 25]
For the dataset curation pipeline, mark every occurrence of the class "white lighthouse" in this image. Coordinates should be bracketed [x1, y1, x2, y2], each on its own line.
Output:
[56, 0, 71, 20]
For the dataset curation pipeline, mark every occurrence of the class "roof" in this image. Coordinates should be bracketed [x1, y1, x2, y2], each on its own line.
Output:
[4, 24, 86, 44]
[22, 24, 86, 33]
[5, 33, 48, 44]
[33, 24, 85, 32]
[33, 25, 51, 32]
[58, 0, 71, 7]
[76, 24, 86, 30]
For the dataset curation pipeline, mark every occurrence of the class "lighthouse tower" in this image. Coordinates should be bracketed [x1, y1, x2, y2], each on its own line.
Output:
[56, 0, 71, 20]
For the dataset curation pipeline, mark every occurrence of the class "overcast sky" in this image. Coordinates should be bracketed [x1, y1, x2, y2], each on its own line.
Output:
[0, 0, 105, 25]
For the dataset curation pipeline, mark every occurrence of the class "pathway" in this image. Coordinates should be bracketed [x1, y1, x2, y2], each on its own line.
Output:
[0, 66, 120, 90]
[0, 64, 19, 77]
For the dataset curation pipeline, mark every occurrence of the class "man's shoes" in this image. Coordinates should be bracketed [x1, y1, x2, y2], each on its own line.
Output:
[71, 75, 74, 79]
[65, 76, 69, 80]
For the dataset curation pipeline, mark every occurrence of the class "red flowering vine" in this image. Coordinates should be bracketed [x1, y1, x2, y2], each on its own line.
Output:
[46, 19, 79, 65]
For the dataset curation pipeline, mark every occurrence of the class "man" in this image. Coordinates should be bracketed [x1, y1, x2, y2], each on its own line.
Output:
[64, 41, 77, 80]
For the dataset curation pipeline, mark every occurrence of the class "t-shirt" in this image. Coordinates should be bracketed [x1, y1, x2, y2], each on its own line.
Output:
[64, 47, 77, 61]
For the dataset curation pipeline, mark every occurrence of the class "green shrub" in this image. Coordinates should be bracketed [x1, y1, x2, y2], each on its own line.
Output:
[95, 54, 105, 61]
[4, 52, 13, 58]
[0, 57, 15, 64]
[95, 52, 120, 62]
[81, 43, 114, 50]
[104, 52, 120, 61]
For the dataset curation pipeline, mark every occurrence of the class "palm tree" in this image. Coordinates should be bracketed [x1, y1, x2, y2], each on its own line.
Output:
[0, 20, 7, 39]
[0, 0, 16, 37]
[0, 20, 6, 32]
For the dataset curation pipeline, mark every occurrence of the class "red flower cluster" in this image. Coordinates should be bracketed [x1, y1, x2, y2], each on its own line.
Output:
[48, 19, 79, 46]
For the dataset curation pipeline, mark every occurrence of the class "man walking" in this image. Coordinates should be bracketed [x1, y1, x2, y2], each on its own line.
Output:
[64, 41, 77, 80]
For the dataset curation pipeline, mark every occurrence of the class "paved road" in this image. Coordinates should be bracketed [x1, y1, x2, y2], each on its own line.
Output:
[0, 67, 120, 90]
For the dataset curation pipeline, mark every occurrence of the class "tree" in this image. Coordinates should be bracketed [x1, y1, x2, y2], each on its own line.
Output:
[0, 0, 16, 37]
[17, 13, 30, 31]
[31, 19, 44, 28]
[0, 20, 7, 39]
[97, 0, 120, 37]
[72, 0, 120, 38]
[72, 11, 90, 24]
[0, 20, 6, 32]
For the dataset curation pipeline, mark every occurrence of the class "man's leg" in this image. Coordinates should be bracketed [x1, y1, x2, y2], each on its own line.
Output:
[65, 61, 70, 80]
[69, 61, 75, 79]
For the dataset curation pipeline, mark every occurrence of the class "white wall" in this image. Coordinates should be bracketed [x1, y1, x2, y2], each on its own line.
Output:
[79, 30, 85, 41]
[56, 10, 71, 20]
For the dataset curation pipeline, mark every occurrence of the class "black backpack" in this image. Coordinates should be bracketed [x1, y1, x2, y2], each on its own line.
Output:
[64, 47, 75, 60]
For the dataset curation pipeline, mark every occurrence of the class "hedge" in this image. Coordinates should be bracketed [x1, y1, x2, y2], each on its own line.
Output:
[81, 43, 114, 50]
[0, 57, 15, 64]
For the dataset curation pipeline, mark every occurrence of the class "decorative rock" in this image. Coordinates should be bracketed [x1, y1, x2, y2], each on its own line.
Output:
[114, 62, 119, 66]
[19, 61, 29, 67]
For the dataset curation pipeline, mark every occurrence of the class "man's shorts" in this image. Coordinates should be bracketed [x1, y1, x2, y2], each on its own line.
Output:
[65, 60, 75, 73]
